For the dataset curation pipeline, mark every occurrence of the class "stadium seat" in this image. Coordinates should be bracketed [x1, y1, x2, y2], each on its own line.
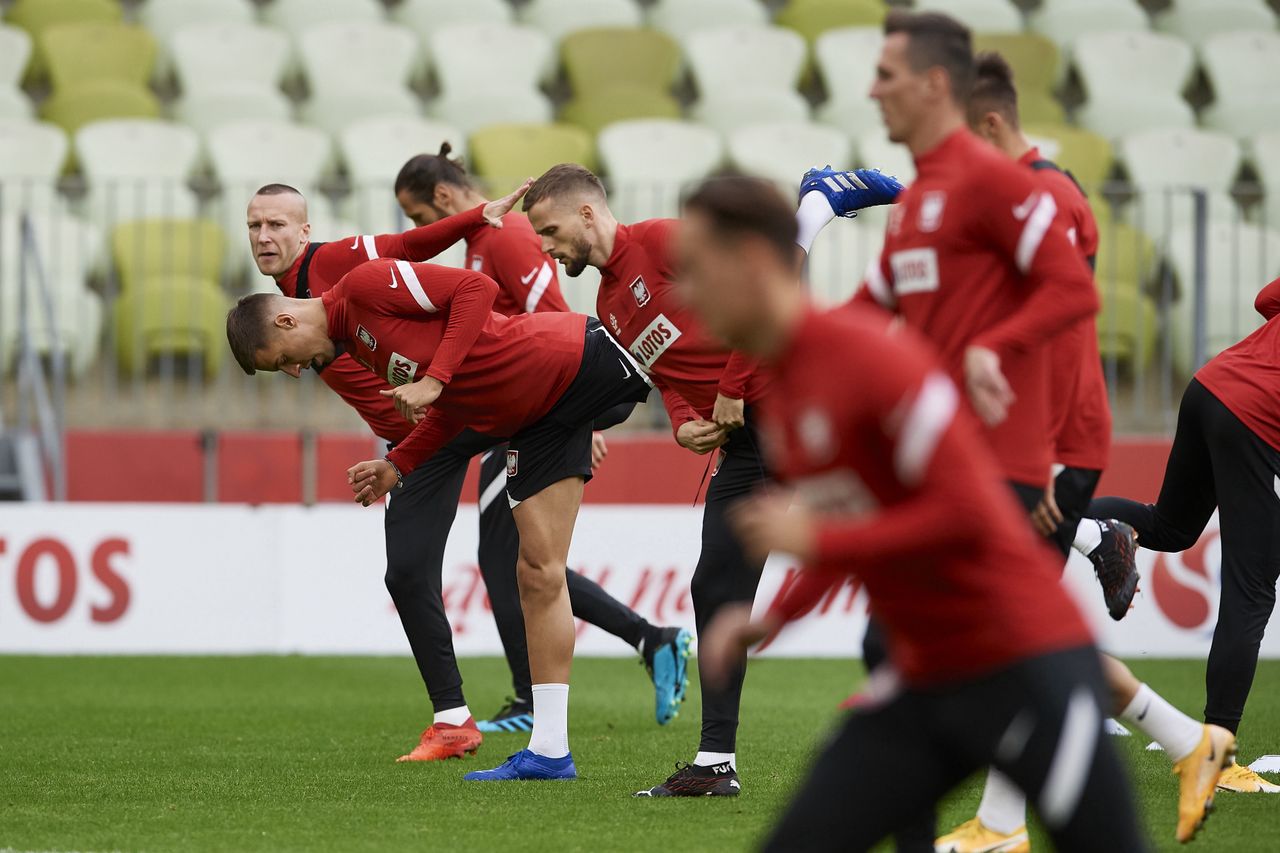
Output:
[300, 89, 422, 138]
[207, 120, 332, 195]
[428, 24, 552, 98]
[1028, 0, 1149, 57]
[1017, 91, 1066, 126]
[113, 277, 230, 379]
[111, 218, 226, 293]
[1023, 124, 1114, 191]
[41, 81, 162, 137]
[429, 89, 555, 136]
[0, 88, 34, 122]
[296, 22, 420, 94]
[5, 0, 122, 84]
[1097, 284, 1158, 374]
[0, 209, 103, 291]
[1201, 31, 1280, 140]
[727, 122, 852, 192]
[261, 0, 386, 30]
[1252, 131, 1280, 229]
[0, 120, 69, 215]
[598, 119, 723, 221]
[340, 116, 466, 235]
[916, 0, 1023, 34]
[0, 274, 105, 380]
[42, 24, 156, 93]
[519, 0, 643, 45]
[1166, 222, 1280, 373]
[560, 28, 681, 99]
[686, 25, 807, 96]
[1076, 93, 1195, 142]
[815, 96, 883, 141]
[815, 27, 883, 104]
[0, 25, 33, 89]
[76, 119, 202, 227]
[394, 0, 513, 33]
[775, 0, 886, 44]
[561, 86, 682, 136]
[972, 33, 1060, 97]
[806, 222, 884, 306]
[469, 124, 596, 195]
[647, 0, 769, 45]
[174, 84, 294, 140]
[170, 24, 292, 94]
[140, 0, 256, 84]
[1155, 0, 1276, 48]
[1120, 128, 1243, 241]
[692, 88, 812, 137]
[1074, 31, 1195, 101]
[855, 129, 916, 186]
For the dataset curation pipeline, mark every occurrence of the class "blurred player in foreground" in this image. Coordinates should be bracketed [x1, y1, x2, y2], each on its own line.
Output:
[1091, 275, 1280, 795]
[682, 173, 1149, 853]
[230, 258, 653, 782]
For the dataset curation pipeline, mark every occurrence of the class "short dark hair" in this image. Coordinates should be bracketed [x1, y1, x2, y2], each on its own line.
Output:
[394, 142, 471, 202]
[682, 174, 798, 263]
[969, 51, 1020, 129]
[254, 183, 304, 198]
[521, 163, 607, 212]
[884, 9, 975, 104]
[226, 293, 279, 376]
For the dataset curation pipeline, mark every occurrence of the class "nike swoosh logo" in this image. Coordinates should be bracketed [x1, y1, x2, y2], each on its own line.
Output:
[1137, 702, 1150, 722]
[350, 237, 361, 250]
[389, 268, 399, 289]
[520, 267, 539, 285]
[729, 780, 741, 789]
[618, 357, 631, 380]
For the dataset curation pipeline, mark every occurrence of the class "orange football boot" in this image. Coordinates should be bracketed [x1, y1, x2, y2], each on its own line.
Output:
[397, 718, 483, 762]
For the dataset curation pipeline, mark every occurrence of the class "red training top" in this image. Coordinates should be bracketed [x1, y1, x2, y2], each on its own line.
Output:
[1196, 277, 1280, 452]
[854, 129, 1099, 488]
[464, 212, 570, 317]
[762, 305, 1093, 685]
[597, 219, 769, 437]
[1020, 148, 1111, 472]
[320, 258, 587, 474]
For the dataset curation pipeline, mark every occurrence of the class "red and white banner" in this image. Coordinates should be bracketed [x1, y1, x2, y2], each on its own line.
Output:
[0, 505, 1262, 659]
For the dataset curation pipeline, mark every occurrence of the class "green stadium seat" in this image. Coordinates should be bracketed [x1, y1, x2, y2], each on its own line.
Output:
[43, 23, 156, 91]
[113, 277, 230, 379]
[560, 86, 682, 137]
[776, 0, 886, 44]
[561, 28, 681, 99]
[40, 81, 161, 137]
[5, 0, 121, 84]
[973, 33, 1060, 97]
[1095, 222, 1159, 373]
[469, 123, 596, 196]
[520, 0, 643, 45]
[1017, 91, 1065, 126]
[112, 219, 227, 294]
[1023, 124, 1114, 191]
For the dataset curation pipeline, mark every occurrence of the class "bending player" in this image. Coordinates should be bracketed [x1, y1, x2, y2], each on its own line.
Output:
[1090, 275, 1280, 795]
[680, 173, 1149, 853]
[247, 182, 684, 762]
[795, 14, 1233, 847]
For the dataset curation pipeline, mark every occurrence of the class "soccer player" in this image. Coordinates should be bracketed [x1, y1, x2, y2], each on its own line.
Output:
[1090, 274, 1280, 795]
[246, 183, 686, 761]
[931, 50, 1238, 851]
[227, 256, 654, 781]
[679, 173, 1149, 853]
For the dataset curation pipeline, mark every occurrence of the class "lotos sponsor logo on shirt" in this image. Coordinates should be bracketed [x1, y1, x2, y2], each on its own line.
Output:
[889, 247, 940, 296]
[386, 351, 419, 387]
[628, 313, 683, 371]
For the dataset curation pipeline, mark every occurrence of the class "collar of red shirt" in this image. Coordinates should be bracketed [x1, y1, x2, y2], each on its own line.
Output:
[275, 245, 307, 298]
[913, 127, 977, 174]
[602, 222, 633, 274]
[321, 288, 344, 341]
[1016, 146, 1043, 167]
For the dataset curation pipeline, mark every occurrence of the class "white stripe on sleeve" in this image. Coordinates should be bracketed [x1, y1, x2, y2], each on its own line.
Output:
[396, 260, 436, 312]
[893, 372, 958, 486]
[525, 262, 554, 314]
[361, 235, 379, 260]
[1014, 193, 1057, 274]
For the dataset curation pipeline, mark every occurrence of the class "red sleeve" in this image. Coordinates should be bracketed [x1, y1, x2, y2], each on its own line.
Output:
[1256, 277, 1280, 321]
[765, 565, 843, 624]
[716, 351, 760, 399]
[970, 171, 1099, 357]
[488, 228, 569, 314]
[385, 410, 465, 475]
[368, 204, 489, 262]
[657, 379, 699, 439]
[407, 268, 497, 385]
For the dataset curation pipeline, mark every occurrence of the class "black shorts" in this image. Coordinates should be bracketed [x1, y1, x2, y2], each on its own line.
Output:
[505, 318, 652, 505]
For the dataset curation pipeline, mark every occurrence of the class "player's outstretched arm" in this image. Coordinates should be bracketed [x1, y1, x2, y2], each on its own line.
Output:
[699, 602, 780, 690]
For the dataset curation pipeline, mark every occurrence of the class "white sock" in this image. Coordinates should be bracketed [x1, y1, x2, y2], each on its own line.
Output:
[795, 191, 837, 255]
[976, 768, 1027, 835]
[527, 683, 570, 759]
[433, 705, 471, 727]
[1120, 683, 1204, 762]
[693, 751, 735, 770]
[1073, 518, 1104, 555]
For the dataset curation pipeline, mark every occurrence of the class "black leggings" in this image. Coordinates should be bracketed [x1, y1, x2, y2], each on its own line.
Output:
[1091, 378, 1280, 733]
[385, 430, 652, 712]
[763, 647, 1148, 853]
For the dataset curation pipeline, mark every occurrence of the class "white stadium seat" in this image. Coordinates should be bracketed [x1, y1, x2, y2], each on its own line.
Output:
[0, 120, 67, 216]
[693, 88, 811, 137]
[393, 0, 513, 35]
[261, 0, 386, 32]
[647, 0, 769, 45]
[141, 0, 256, 83]
[520, 0, 643, 45]
[855, 129, 916, 186]
[1074, 31, 1195, 101]
[1076, 93, 1194, 142]
[174, 84, 293, 140]
[816, 97, 885, 141]
[206, 120, 332, 193]
[299, 88, 422, 138]
[916, 0, 1022, 34]
[0, 87, 33, 121]
[429, 89, 554, 136]
[1155, 0, 1276, 48]
[815, 27, 884, 105]
[1121, 129, 1242, 194]
[0, 266, 104, 380]
[686, 25, 807, 95]
[171, 23, 292, 93]
[1028, 0, 1148, 55]
[1249, 131, 1280, 229]
[76, 120, 201, 226]
[296, 22, 420, 93]
[727, 122, 852, 192]
[806, 222, 885, 307]
[0, 24, 33, 88]
[340, 116, 467, 234]
[1201, 31, 1280, 139]
[598, 119, 724, 221]
[428, 23, 552, 98]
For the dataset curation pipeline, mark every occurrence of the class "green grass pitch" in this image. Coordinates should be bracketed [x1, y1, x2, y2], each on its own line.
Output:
[2, 656, 1276, 852]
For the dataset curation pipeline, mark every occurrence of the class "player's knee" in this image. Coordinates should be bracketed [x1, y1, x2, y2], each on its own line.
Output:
[384, 562, 417, 600]
[515, 553, 564, 602]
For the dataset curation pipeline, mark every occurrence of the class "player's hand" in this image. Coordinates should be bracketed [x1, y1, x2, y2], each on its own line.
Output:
[711, 393, 745, 432]
[730, 491, 814, 563]
[1031, 480, 1064, 537]
[347, 459, 398, 507]
[482, 178, 535, 227]
[380, 376, 443, 423]
[590, 431, 608, 470]
[964, 346, 1015, 427]
[700, 603, 778, 690]
[676, 419, 728, 455]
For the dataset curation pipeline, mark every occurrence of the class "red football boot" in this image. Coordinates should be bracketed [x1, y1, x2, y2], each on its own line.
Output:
[397, 718, 483, 762]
